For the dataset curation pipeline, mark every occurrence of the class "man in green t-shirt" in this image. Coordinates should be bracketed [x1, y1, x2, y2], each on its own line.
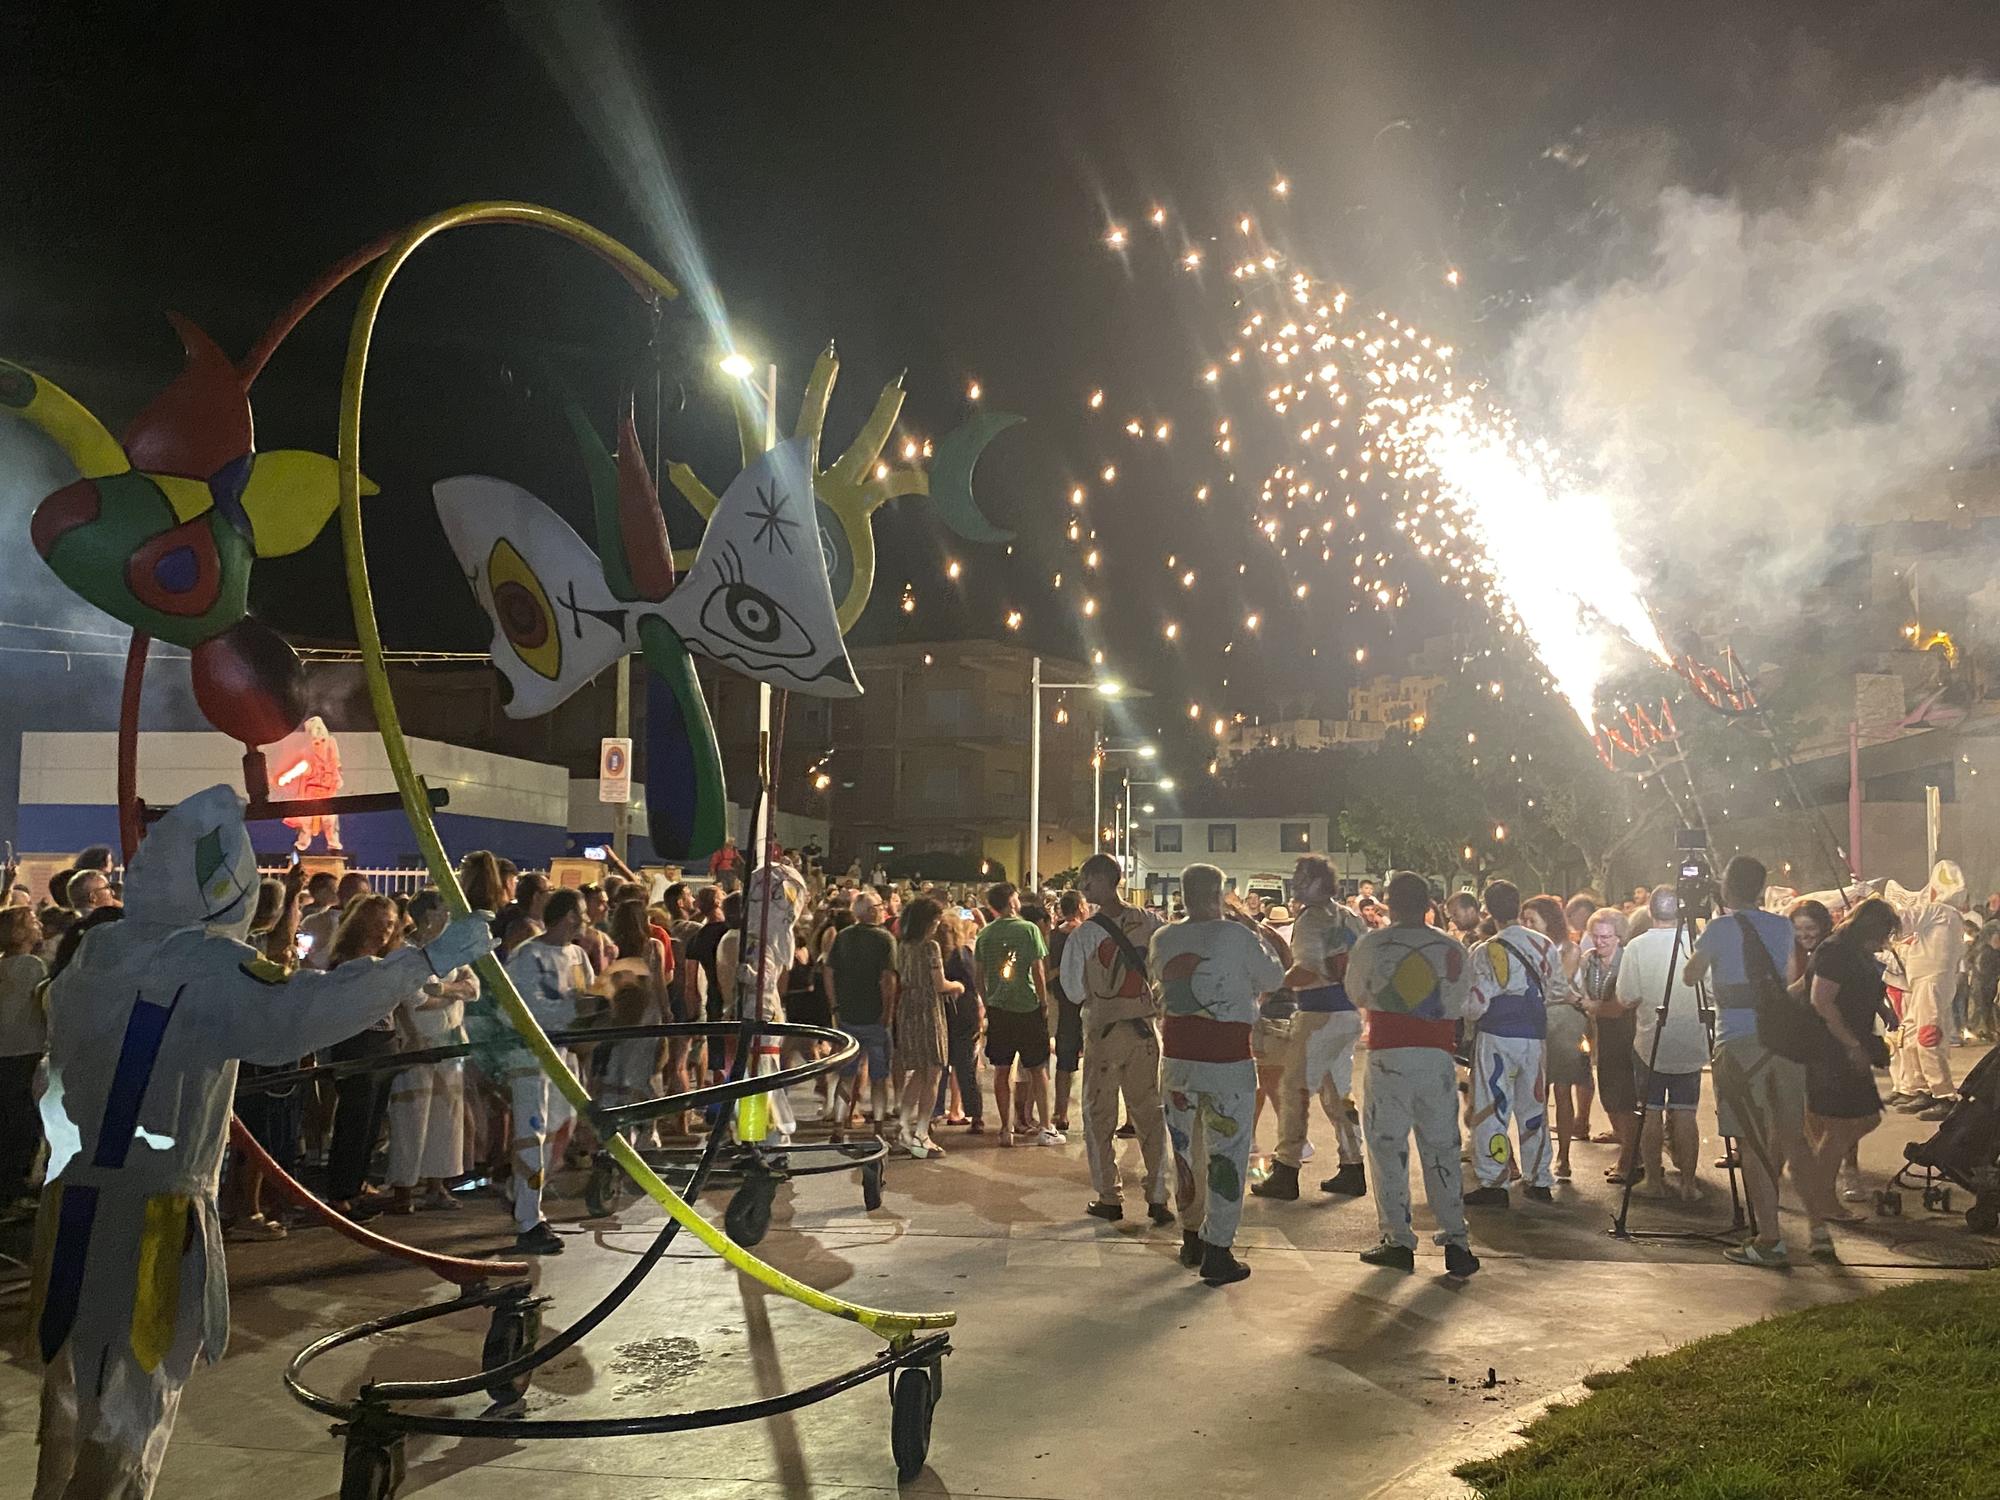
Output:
[974, 882, 1060, 1145]
[823, 890, 899, 1138]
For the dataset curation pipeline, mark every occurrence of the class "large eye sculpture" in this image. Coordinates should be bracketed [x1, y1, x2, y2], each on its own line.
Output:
[699, 544, 816, 659]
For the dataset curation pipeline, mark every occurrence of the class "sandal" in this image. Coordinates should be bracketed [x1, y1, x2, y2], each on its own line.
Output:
[1605, 1166, 1647, 1186]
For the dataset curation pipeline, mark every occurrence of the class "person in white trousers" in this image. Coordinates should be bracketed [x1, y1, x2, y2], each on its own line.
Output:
[1344, 870, 1480, 1276]
[1253, 854, 1369, 1202]
[387, 891, 474, 1213]
[1062, 854, 1171, 1224]
[502, 889, 597, 1255]
[1150, 863, 1288, 1287]
[31, 785, 492, 1500]
[1465, 880, 1566, 1207]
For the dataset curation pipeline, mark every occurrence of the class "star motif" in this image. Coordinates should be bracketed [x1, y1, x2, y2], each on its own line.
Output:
[748, 481, 796, 554]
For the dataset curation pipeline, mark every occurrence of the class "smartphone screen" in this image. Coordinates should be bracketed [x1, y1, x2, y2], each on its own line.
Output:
[295, 931, 314, 959]
[585, 845, 608, 860]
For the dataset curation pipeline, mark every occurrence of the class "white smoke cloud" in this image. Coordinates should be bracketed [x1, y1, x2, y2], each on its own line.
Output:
[1506, 78, 2000, 624]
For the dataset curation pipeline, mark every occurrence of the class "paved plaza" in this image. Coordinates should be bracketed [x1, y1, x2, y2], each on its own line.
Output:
[2, 1072, 1988, 1500]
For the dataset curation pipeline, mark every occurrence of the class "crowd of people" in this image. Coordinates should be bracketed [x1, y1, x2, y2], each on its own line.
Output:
[2, 834, 1989, 1284]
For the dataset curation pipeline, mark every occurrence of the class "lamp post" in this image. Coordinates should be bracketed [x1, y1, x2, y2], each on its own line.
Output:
[718, 350, 780, 868]
[1123, 774, 1175, 902]
[1094, 740, 1156, 857]
[1028, 658, 1123, 893]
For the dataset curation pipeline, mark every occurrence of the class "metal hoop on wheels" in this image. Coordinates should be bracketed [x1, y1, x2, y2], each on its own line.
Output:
[304, 201, 950, 1493]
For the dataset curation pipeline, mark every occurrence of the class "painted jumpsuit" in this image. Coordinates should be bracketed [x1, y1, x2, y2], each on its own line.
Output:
[1060, 903, 1169, 1209]
[501, 940, 595, 1233]
[731, 861, 808, 1143]
[1467, 924, 1565, 1189]
[30, 785, 481, 1500]
[1884, 864, 1967, 1097]
[1345, 923, 1475, 1251]
[1151, 918, 1286, 1248]
[1272, 899, 1370, 1173]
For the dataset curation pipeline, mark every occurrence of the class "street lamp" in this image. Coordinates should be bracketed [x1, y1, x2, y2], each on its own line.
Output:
[1095, 739, 1158, 860]
[1029, 657, 1126, 892]
[1123, 774, 1175, 902]
[715, 347, 781, 900]
[717, 349, 779, 449]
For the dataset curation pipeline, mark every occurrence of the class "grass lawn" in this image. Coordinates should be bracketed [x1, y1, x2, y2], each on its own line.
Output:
[1456, 1273, 2000, 1499]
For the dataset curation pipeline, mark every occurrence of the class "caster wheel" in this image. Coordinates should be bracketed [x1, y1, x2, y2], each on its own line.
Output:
[482, 1302, 542, 1406]
[890, 1367, 934, 1482]
[339, 1436, 404, 1500]
[1875, 1190, 1903, 1218]
[1967, 1199, 1999, 1234]
[585, 1156, 625, 1217]
[862, 1157, 885, 1212]
[725, 1177, 776, 1247]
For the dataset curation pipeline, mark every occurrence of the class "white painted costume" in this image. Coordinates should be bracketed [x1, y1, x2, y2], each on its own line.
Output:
[1345, 923, 1475, 1252]
[1150, 917, 1285, 1248]
[1467, 924, 1566, 1190]
[732, 860, 809, 1142]
[30, 785, 492, 1500]
[1883, 862, 1968, 1097]
[1272, 898, 1369, 1173]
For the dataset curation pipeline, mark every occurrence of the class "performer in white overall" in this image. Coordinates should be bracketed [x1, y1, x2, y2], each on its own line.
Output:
[1882, 862, 1968, 1110]
[30, 785, 493, 1500]
[1345, 871, 1479, 1276]
[1254, 855, 1368, 1201]
[726, 859, 809, 1144]
[1465, 880, 1565, 1205]
[1150, 862, 1287, 1287]
[386, 892, 474, 1209]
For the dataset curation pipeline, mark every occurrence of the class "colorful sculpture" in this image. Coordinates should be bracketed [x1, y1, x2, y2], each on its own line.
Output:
[667, 344, 1017, 633]
[3, 319, 367, 747]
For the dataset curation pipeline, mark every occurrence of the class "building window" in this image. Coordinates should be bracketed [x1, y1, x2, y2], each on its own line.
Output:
[1280, 822, 1312, 852]
[1154, 823, 1182, 854]
[1208, 823, 1236, 854]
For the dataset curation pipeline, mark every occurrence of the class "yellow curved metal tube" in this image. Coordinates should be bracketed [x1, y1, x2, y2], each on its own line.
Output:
[333, 200, 952, 1338]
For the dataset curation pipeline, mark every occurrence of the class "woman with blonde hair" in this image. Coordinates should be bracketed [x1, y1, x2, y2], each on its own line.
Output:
[1579, 907, 1642, 1183]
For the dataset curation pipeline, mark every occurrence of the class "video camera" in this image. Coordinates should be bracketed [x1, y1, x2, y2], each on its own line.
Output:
[1674, 828, 1713, 920]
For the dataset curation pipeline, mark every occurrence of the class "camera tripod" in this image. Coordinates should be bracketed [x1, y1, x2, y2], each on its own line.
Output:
[1609, 899, 1751, 1244]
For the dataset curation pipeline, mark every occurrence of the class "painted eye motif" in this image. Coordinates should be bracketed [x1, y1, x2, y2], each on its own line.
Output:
[700, 572, 815, 659]
[485, 536, 561, 681]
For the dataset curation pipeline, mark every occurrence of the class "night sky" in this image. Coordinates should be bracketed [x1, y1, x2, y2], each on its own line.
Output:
[6, 2, 1999, 772]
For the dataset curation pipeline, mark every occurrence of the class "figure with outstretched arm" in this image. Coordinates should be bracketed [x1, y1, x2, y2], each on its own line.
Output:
[29, 785, 493, 1500]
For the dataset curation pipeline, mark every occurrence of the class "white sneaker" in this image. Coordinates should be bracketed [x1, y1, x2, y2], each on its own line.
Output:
[1841, 1175, 1869, 1203]
[1300, 1138, 1316, 1164]
[997, 1129, 1016, 1147]
[1038, 1127, 1067, 1147]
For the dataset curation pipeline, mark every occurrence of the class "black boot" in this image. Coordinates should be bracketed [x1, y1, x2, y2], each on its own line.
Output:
[1146, 1201, 1175, 1226]
[1251, 1161, 1300, 1200]
[1199, 1240, 1251, 1286]
[1179, 1230, 1203, 1268]
[1358, 1241, 1415, 1271]
[1320, 1163, 1367, 1197]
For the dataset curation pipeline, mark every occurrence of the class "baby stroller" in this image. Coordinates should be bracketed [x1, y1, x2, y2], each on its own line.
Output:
[1898, 1046, 2000, 1233]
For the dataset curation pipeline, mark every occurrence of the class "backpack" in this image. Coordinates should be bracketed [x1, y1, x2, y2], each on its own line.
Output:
[1736, 911, 1816, 1063]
